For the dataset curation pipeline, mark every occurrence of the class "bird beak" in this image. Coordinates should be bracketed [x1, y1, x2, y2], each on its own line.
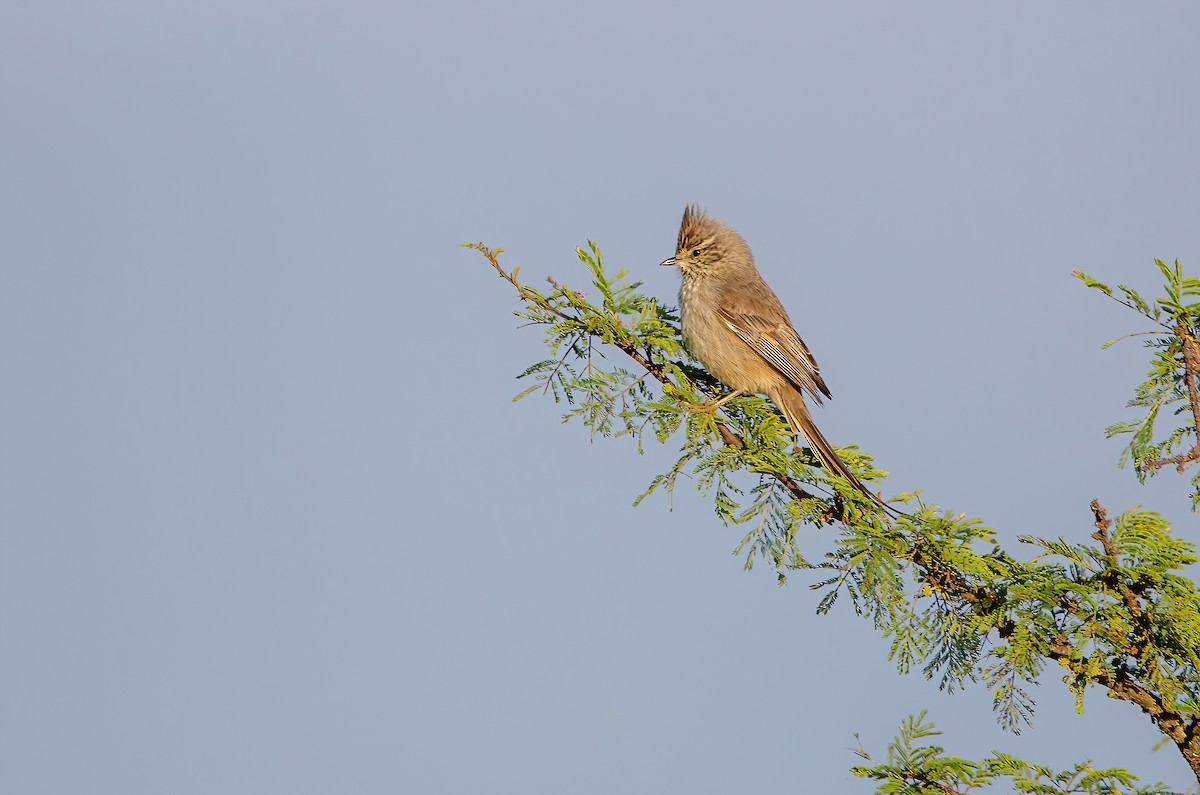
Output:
[659, 257, 678, 267]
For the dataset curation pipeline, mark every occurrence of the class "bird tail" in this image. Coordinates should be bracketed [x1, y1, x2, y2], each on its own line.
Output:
[769, 385, 898, 516]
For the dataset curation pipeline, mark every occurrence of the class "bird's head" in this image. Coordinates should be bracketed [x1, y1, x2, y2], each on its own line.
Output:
[659, 204, 752, 277]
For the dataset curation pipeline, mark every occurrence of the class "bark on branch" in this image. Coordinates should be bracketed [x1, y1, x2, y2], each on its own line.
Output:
[1144, 325, 1200, 473]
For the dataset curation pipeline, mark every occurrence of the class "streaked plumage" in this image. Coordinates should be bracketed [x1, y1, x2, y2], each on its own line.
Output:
[661, 204, 890, 512]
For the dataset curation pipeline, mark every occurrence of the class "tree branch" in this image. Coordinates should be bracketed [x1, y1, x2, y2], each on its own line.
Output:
[1143, 325, 1200, 473]
[1090, 499, 1144, 622]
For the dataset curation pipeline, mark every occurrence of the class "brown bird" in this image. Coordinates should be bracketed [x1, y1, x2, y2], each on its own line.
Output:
[661, 205, 891, 512]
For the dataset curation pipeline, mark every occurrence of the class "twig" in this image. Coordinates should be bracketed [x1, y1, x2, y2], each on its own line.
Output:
[1089, 499, 1144, 622]
[473, 243, 830, 511]
[1143, 326, 1200, 474]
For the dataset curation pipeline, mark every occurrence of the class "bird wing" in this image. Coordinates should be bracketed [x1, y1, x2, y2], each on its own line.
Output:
[716, 306, 832, 404]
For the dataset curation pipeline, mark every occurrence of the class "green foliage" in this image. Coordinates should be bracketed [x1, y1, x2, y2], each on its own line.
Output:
[852, 712, 1172, 794]
[475, 241, 1200, 788]
[1075, 261, 1200, 508]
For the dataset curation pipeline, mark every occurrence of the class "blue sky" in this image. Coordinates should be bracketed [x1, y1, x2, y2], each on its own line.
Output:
[3, 2, 1199, 791]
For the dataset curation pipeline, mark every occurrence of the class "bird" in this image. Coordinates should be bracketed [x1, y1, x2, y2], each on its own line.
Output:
[660, 204, 893, 513]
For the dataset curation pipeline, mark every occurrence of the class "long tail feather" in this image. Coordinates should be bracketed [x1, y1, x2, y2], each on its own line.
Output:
[769, 385, 900, 517]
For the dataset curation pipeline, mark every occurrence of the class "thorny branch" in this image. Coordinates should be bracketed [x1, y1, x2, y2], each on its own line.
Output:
[917, 499, 1200, 774]
[1090, 500, 1145, 624]
[1144, 325, 1200, 474]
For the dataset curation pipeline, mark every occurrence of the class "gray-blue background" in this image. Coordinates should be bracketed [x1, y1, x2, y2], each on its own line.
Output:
[3, 2, 1198, 791]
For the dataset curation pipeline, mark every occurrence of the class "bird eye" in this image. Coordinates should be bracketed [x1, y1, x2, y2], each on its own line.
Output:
[692, 248, 701, 257]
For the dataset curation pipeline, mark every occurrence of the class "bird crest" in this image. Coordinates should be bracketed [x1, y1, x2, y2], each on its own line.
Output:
[677, 204, 718, 253]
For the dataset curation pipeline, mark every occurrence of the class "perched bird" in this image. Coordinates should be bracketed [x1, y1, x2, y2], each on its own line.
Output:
[660, 204, 891, 512]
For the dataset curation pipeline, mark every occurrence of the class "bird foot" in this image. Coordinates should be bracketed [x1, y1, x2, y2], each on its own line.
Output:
[685, 399, 732, 418]
[685, 390, 743, 416]
[684, 401, 718, 417]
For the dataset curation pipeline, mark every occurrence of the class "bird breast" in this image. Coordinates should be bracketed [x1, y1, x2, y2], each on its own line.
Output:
[679, 277, 779, 393]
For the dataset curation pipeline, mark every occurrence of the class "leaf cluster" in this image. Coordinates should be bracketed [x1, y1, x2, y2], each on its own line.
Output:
[474, 242, 1200, 787]
[1076, 261, 1200, 507]
[852, 712, 1172, 795]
